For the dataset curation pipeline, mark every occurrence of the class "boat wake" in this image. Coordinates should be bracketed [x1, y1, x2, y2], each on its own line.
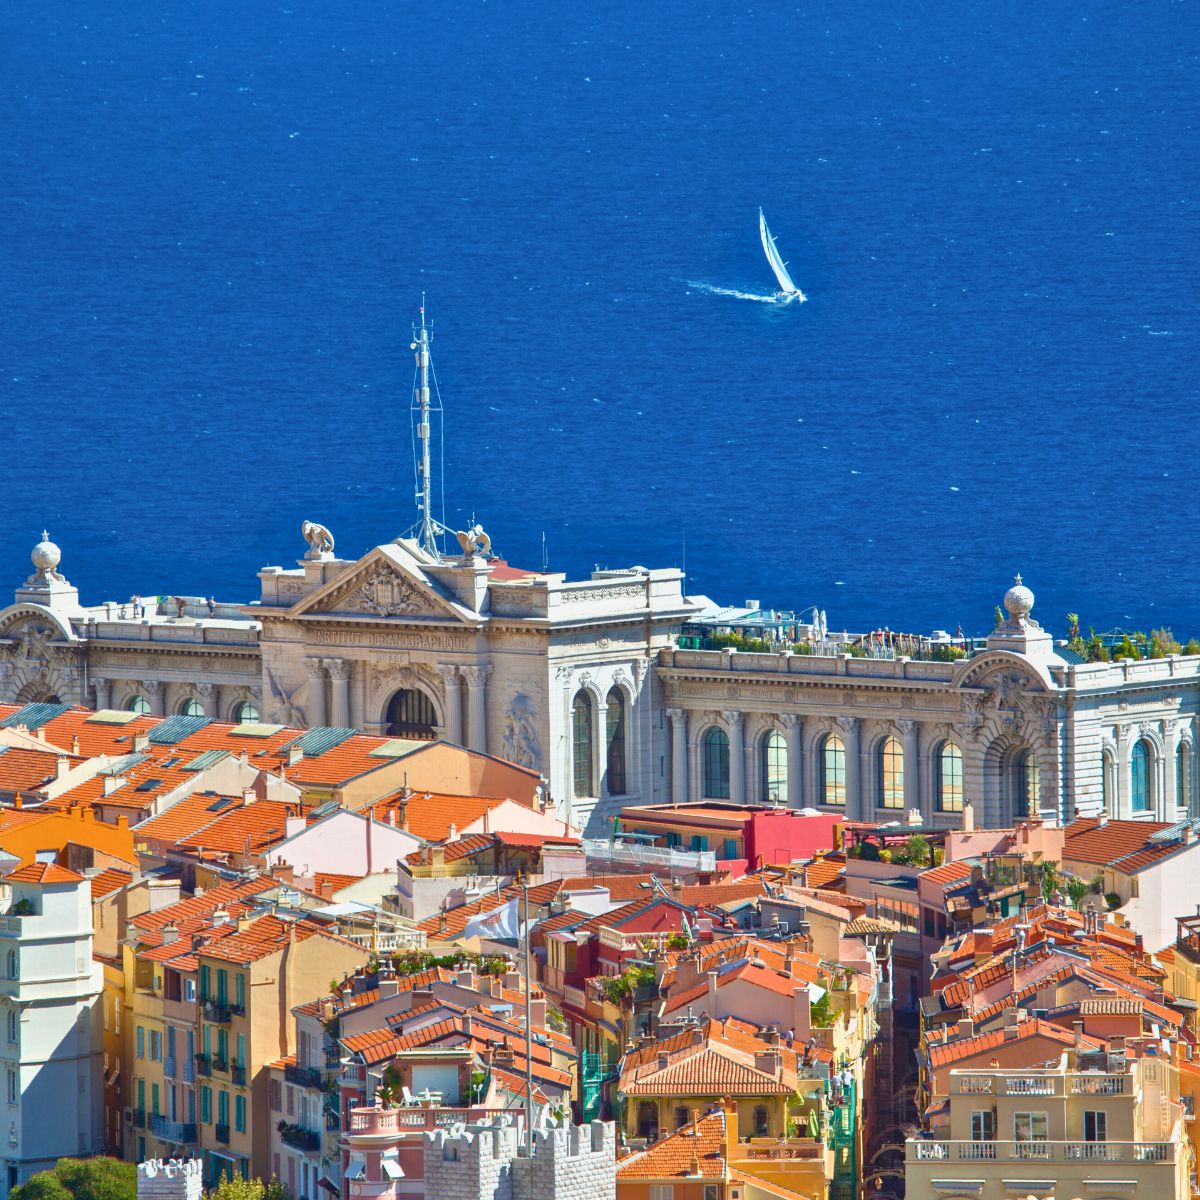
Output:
[686, 281, 803, 305]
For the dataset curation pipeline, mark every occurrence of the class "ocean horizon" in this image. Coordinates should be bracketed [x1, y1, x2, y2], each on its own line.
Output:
[1, 1, 1197, 641]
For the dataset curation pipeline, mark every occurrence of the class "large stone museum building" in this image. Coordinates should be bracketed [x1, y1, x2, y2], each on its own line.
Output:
[1, 531, 1197, 834]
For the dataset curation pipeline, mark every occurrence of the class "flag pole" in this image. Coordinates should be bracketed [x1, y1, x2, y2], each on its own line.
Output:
[524, 879, 534, 1153]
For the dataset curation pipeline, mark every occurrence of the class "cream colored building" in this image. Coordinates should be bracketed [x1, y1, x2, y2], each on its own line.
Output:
[905, 1048, 1192, 1200]
[3, 532, 1199, 834]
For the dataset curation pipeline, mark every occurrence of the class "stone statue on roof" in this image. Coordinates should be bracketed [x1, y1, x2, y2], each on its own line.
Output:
[302, 520, 335, 560]
[454, 524, 492, 558]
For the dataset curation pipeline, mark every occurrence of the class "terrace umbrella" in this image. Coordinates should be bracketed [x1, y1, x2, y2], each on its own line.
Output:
[807, 1109, 820, 1138]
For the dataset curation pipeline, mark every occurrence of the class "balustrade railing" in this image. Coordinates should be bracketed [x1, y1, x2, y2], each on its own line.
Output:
[909, 1139, 1174, 1164]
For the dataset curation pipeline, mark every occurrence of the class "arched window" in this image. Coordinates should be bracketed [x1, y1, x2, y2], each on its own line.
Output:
[572, 691, 595, 798]
[702, 727, 731, 799]
[819, 734, 846, 807]
[385, 689, 437, 740]
[128, 695, 150, 715]
[605, 688, 626, 796]
[1179, 743, 1193, 814]
[233, 701, 259, 725]
[878, 737, 904, 809]
[760, 731, 788, 804]
[1131, 739, 1152, 813]
[936, 742, 963, 813]
[1102, 749, 1115, 814]
[180, 698, 204, 718]
[5, 1010, 14, 1043]
[5, 950, 16, 980]
[1015, 749, 1039, 817]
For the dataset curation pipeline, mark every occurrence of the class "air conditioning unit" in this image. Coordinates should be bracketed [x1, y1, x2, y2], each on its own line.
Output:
[123, 1107, 133, 1124]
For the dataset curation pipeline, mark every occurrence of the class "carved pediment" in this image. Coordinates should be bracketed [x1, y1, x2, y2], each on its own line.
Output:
[291, 551, 474, 625]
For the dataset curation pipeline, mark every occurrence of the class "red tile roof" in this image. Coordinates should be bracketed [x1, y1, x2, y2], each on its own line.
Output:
[618, 1111, 727, 1179]
[927, 1018, 1104, 1069]
[368, 792, 510, 842]
[922, 861, 974, 889]
[88, 867, 133, 899]
[1063, 818, 1184, 873]
[174, 800, 300, 857]
[198, 913, 360, 966]
[7, 861, 84, 884]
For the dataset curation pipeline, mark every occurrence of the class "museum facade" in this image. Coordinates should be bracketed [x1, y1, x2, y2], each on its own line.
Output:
[1, 532, 1197, 834]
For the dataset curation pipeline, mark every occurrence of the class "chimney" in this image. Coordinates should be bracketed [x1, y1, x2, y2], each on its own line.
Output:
[273, 861, 295, 887]
[71, 736, 80, 755]
[242, 788, 256, 806]
[657, 1051, 670, 1070]
[1073, 1019, 1084, 1047]
[55, 755, 70, 780]
[753, 1050, 781, 1076]
[102, 774, 125, 796]
[161, 924, 179, 946]
[212, 908, 232, 927]
[707, 970, 719, 1014]
[397, 795, 409, 830]
[958, 1016, 975, 1039]
[378, 967, 399, 1000]
[287, 744, 303, 767]
[1003, 1006, 1021, 1039]
[448, 823, 458, 843]
[530, 997, 547, 1029]
[133, 733, 150, 752]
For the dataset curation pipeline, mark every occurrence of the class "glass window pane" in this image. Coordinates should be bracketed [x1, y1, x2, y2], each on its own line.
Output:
[605, 689, 626, 796]
[879, 737, 904, 809]
[761, 731, 787, 803]
[1132, 741, 1150, 813]
[703, 728, 730, 799]
[821, 735, 846, 807]
[938, 743, 963, 812]
[572, 692, 594, 798]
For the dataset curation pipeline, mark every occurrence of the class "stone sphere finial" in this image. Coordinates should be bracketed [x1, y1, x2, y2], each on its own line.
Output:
[1003, 573, 1034, 619]
[31, 531, 61, 574]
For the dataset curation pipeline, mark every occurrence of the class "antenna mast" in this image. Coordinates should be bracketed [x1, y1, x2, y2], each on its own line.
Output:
[411, 297, 442, 558]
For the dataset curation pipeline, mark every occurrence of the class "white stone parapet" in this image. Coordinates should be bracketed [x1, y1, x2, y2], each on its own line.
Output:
[136, 1159, 203, 1200]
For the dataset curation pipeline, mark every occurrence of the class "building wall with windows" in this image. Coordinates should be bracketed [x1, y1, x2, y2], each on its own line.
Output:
[0, 863, 103, 1200]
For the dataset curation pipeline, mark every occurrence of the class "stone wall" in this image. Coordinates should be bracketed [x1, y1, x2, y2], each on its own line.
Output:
[136, 1159, 203, 1200]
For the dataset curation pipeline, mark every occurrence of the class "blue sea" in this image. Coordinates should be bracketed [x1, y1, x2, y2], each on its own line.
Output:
[2, 1, 1197, 639]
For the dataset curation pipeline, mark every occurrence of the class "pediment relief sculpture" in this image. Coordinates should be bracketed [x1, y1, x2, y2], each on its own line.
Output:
[317, 562, 439, 619]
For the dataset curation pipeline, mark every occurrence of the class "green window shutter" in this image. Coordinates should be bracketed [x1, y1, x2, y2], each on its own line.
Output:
[236, 1033, 245, 1067]
[151, 1083, 160, 1116]
[200, 1086, 211, 1124]
[236, 974, 245, 1010]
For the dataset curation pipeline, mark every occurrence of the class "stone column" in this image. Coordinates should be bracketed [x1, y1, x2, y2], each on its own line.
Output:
[837, 716, 863, 821]
[436, 666, 464, 746]
[1115, 723, 1130, 819]
[462, 665, 492, 753]
[327, 659, 351, 729]
[1163, 719, 1179, 818]
[144, 680, 165, 717]
[92, 676, 112, 711]
[780, 714, 803, 809]
[195, 682, 218, 719]
[898, 719, 923, 821]
[667, 708, 689, 806]
[303, 659, 327, 728]
[723, 711, 745, 805]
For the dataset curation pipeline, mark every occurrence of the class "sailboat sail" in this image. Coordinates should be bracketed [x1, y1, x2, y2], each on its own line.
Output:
[759, 208, 802, 296]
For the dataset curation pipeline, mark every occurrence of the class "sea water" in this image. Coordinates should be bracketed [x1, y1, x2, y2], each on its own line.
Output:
[0, 0, 1196, 637]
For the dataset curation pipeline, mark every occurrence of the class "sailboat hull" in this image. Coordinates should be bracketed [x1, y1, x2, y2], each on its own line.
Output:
[758, 208, 806, 300]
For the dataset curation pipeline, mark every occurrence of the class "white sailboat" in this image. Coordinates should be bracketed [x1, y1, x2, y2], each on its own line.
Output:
[758, 208, 806, 301]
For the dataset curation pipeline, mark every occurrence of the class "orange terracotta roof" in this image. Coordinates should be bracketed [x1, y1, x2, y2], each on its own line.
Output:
[797, 854, 845, 890]
[406, 834, 495, 867]
[131, 878, 275, 935]
[134, 791, 255, 846]
[1063, 818, 1183, 873]
[927, 1018, 1104, 1070]
[0, 747, 82, 792]
[417, 879, 563, 938]
[369, 792, 510, 842]
[174, 799, 300, 857]
[922, 860, 974, 889]
[7, 861, 84, 884]
[558, 874, 657, 901]
[88, 867, 133, 899]
[313, 872, 363, 895]
[198, 913, 360, 966]
[618, 1111, 726, 1179]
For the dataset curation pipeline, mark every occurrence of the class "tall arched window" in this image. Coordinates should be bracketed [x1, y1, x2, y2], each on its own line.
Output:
[233, 701, 259, 725]
[702, 727, 731, 799]
[878, 737, 904, 809]
[180, 698, 204, 718]
[5, 951, 16, 980]
[936, 742, 963, 812]
[819, 734, 846, 807]
[128, 695, 150, 715]
[5, 1010, 14, 1043]
[1015, 749, 1039, 817]
[1179, 743, 1193, 814]
[605, 688, 626, 796]
[1102, 749, 1115, 814]
[760, 730, 788, 803]
[572, 691, 595, 798]
[1131, 739, 1152, 813]
[386, 689, 438, 740]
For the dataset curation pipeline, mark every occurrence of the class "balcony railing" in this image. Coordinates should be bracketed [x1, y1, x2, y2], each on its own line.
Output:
[346, 1106, 515, 1136]
[581, 838, 717, 872]
[203, 1000, 232, 1024]
[957, 1076, 993, 1095]
[150, 1115, 197, 1144]
[133, 1109, 146, 1129]
[194, 1053, 212, 1077]
[181, 1059, 196, 1083]
[212, 1057, 229, 1073]
[215, 1123, 231, 1144]
[286, 1064, 324, 1090]
[1005, 1077, 1055, 1096]
[737, 1139, 826, 1162]
[231, 1064, 247, 1086]
[908, 1139, 1175, 1165]
[164, 1057, 177, 1079]
[277, 1122, 321, 1152]
[1070, 1073, 1126, 1096]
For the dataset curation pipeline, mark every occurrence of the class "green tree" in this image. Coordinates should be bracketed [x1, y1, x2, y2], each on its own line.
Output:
[899, 835, 931, 868]
[1066, 877, 1089, 911]
[1039, 862, 1060, 905]
[1184, 640, 1200, 657]
[1066, 612, 1081, 641]
[810, 991, 836, 1028]
[1150, 627, 1182, 657]
[1112, 635, 1141, 662]
[14, 1160, 137, 1200]
[207, 1176, 288, 1200]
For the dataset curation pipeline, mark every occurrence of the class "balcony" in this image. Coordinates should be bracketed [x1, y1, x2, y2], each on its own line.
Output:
[277, 1121, 321, 1153]
[133, 1109, 146, 1129]
[581, 837, 716, 873]
[1004, 1076, 1055, 1096]
[1070, 1073, 1127, 1096]
[346, 1106, 515, 1137]
[150, 1115, 197, 1144]
[231, 1064, 247, 1086]
[203, 1000, 232, 1024]
[212, 1057, 229, 1074]
[908, 1139, 1175, 1165]
[194, 1053, 212, 1077]
[1183, 1094, 1196, 1120]
[286, 1064, 324, 1090]
[957, 1076, 993, 1095]
[737, 1138, 828, 1162]
[181, 1059, 196, 1083]
[214, 1123, 231, 1144]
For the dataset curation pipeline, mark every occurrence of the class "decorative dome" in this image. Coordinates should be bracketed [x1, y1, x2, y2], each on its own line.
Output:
[1003, 573, 1034, 619]
[31, 530, 61, 574]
